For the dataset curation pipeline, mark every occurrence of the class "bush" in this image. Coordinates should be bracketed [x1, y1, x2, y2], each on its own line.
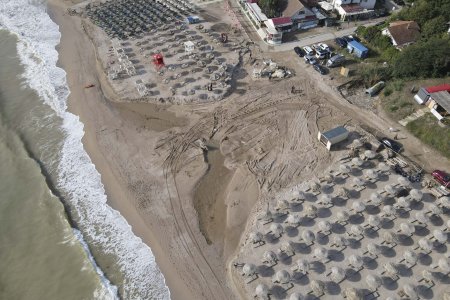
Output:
[383, 88, 393, 96]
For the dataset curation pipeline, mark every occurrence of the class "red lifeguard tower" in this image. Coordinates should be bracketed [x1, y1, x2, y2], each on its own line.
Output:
[152, 53, 165, 70]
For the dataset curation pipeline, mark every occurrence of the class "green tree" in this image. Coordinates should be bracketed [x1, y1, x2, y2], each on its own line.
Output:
[392, 37, 450, 78]
[422, 16, 448, 38]
[259, 0, 280, 18]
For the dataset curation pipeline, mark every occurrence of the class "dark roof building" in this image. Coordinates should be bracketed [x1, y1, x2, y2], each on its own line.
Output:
[382, 21, 420, 49]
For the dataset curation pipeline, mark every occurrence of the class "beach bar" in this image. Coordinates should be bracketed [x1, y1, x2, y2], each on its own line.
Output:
[318, 126, 349, 150]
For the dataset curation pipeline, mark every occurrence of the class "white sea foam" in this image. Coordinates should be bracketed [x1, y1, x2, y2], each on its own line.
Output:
[0, 1, 170, 299]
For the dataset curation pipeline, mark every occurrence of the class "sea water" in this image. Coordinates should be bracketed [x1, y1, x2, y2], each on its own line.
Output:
[0, 1, 170, 299]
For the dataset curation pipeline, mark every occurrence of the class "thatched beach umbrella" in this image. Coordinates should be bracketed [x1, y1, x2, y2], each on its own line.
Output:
[276, 199, 290, 211]
[396, 197, 411, 209]
[378, 162, 390, 172]
[337, 187, 350, 199]
[319, 194, 332, 207]
[351, 224, 364, 237]
[368, 215, 381, 229]
[422, 269, 434, 282]
[318, 220, 332, 233]
[332, 235, 347, 248]
[366, 274, 382, 291]
[310, 181, 321, 193]
[313, 247, 328, 261]
[330, 266, 346, 282]
[352, 157, 364, 167]
[366, 242, 380, 257]
[370, 192, 383, 205]
[305, 204, 318, 218]
[439, 258, 450, 273]
[418, 238, 433, 252]
[352, 201, 366, 213]
[273, 270, 291, 284]
[249, 231, 264, 244]
[286, 214, 301, 227]
[364, 169, 378, 180]
[352, 139, 362, 149]
[428, 204, 443, 216]
[383, 205, 396, 217]
[364, 150, 376, 159]
[310, 280, 325, 296]
[409, 189, 423, 202]
[269, 223, 284, 238]
[353, 177, 365, 187]
[294, 258, 310, 273]
[255, 283, 269, 299]
[281, 241, 295, 256]
[397, 176, 410, 187]
[340, 164, 351, 174]
[384, 184, 396, 196]
[415, 211, 430, 225]
[399, 222, 415, 236]
[343, 287, 362, 300]
[242, 263, 257, 277]
[433, 229, 447, 244]
[383, 262, 398, 277]
[403, 284, 418, 299]
[404, 250, 418, 265]
[302, 229, 316, 244]
[348, 254, 363, 269]
[336, 210, 350, 223]
[289, 292, 305, 300]
[259, 207, 272, 222]
[297, 191, 306, 202]
[262, 250, 278, 265]
[439, 196, 450, 208]
[382, 231, 398, 244]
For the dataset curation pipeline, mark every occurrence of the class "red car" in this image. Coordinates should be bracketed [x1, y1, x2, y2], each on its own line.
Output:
[432, 170, 450, 188]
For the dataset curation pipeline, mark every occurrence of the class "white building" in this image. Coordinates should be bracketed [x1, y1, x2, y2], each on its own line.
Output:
[328, 0, 376, 20]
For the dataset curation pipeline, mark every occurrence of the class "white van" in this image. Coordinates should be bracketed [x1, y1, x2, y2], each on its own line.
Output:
[302, 46, 314, 56]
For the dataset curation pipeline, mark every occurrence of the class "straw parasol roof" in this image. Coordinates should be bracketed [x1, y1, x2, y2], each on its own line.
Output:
[318, 220, 332, 233]
[319, 194, 332, 206]
[367, 242, 380, 256]
[276, 199, 290, 211]
[399, 222, 415, 236]
[368, 215, 381, 228]
[418, 238, 433, 252]
[305, 204, 318, 218]
[353, 177, 365, 187]
[439, 258, 450, 273]
[428, 203, 443, 216]
[286, 214, 301, 226]
[281, 241, 295, 254]
[263, 250, 278, 264]
[433, 229, 447, 243]
[348, 254, 363, 268]
[378, 162, 390, 172]
[259, 208, 272, 221]
[384, 184, 396, 195]
[313, 247, 328, 260]
[404, 250, 418, 265]
[382, 231, 397, 244]
[297, 191, 306, 201]
[383, 205, 396, 217]
[364, 169, 378, 180]
[422, 269, 433, 282]
[310, 181, 321, 192]
[255, 283, 269, 298]
[366, 274, 382, 291]
[364, 150, 376, 159]
[403, 284, 417, 299]
[352, 139, 362, 149]
[336, 187, 350, 199]
[351, 224, 364, 236]
[302, 229, 316, 243]
[289, 292, 304, 300]
[340, 164, 352, 174]
[352, 157, 364, 166]
[270, 223, 284, 237]
[409, 189, 423, 201]
[295, 258, 310, 272]
[249, 231, 263, 244]
[332, 235, 347, 247]
[352, 201, 366, 213]
[343, 287, 362, 300]
[439, 196, 450, 208]
[397, 176, 410, 187]
[310, 280, 324, 295]
[274, 270, 291, 284]
[330, 266, 346, 282]
[243, 263, 257, 276]
[415, 211, 430, 224]
[383, 262, 397, 276]
[336, 210, 350, 223]
[396, 196, 411, 209]
[370, 192, 384, 205]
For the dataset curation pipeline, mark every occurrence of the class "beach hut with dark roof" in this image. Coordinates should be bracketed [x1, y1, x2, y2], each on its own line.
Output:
[318, 126, 349, 150]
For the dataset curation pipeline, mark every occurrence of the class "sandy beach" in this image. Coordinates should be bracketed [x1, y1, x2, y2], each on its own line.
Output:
[47, 0, 450, 299]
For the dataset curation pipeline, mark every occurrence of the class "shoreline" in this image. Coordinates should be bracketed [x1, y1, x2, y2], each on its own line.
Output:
[48, 2, 185, 299]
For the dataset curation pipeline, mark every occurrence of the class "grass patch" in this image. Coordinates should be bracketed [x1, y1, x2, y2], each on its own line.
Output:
[406, 113, 450, 159]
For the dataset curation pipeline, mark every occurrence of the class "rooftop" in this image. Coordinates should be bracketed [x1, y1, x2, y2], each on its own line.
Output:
[431, 91, 450, 113]
[426, 84, 450, 94]
[281, 0, 305, 18]
[387, 20, 420, 47]
[322, 126, 348, 140]
[271, 17, 293, 26]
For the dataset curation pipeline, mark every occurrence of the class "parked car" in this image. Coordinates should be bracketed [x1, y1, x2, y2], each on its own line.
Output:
[432, 170, 450, 188]
[318, 43, 330, 52]
[294, 46, 304, 57]
[302, 46, 314, 56]
[304, 54, 318, 65]
[335, 37, 347, 48]
[326, 54, 345, 67]
[379, 137, 403, 153]
[342, 35, 354, 43]
[315, 49, 329, 59]
[313, 64, 328, 75]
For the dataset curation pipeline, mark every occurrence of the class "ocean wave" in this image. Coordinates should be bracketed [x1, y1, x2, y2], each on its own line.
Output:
[0, 1, 170, 299]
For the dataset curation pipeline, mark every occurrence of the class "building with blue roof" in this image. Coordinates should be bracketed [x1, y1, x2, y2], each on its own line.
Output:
[347, 40, 369, 59]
